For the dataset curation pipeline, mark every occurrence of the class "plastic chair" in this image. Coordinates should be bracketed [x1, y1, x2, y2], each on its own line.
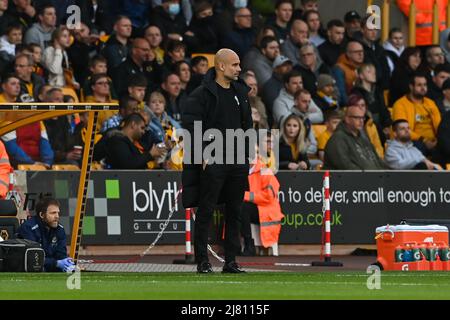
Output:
[51, 164, 80, 171]
[0, 199, 18, 240]
[61, 87, 79, 102]
[17, 164, 47, 171]
[191, 53, 215, 68]
[250, 223, 279, 256]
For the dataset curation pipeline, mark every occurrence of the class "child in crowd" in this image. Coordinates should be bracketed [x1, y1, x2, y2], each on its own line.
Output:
[0, 24, 23, 62]
[28, 43, 46, 78]
[81, 55, 117, 101]
[315, 74, 339, 112]
[43, 26, 79, 90]
[317, 110, 342, 162]
[146, 91, 182, 169]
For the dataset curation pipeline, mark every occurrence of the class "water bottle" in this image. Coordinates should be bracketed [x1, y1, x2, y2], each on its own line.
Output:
[402, 244, 413, 262]
[395, 245, 404, 262]
[411, 244, 421, 262]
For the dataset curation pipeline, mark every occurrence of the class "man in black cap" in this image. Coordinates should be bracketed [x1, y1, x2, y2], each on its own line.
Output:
[344, 10, 362, 42]
[261, 55, 293, 125]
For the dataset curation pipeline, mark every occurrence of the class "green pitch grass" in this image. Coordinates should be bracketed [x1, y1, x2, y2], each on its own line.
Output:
[1, 272, 450, 300]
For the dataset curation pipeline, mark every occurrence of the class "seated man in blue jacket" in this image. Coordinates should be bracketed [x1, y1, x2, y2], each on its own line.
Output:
[17, 197, 75, 272]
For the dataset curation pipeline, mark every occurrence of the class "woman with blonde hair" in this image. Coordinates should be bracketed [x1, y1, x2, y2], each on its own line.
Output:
[279, 114, 310, 170]
[146, 91, 182, 170]
[42, 26, 79, 90]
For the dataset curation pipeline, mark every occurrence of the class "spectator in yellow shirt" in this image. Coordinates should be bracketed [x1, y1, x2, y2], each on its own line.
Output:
[392, 73, 441, 156]
[318, 110, 342, 162]
[84, 73, 119, 130]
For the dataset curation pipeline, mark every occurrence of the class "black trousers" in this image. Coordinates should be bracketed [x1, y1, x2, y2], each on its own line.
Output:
[240, 202, 260, 240]
[194, 164, 249, 264]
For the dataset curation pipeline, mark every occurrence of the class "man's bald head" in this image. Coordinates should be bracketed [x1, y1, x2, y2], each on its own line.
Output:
[131, 38, 152, 65]
[132, 38, 151, 50]
[215, 49, 238, 66]
[290, 19, 309, 45]
[214, 49, 241, 83]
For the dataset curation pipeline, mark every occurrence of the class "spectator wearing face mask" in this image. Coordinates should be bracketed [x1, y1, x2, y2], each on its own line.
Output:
[150, 0, 189, 43]
[152, 0, 193, 25]
[184, 1, 219, 53]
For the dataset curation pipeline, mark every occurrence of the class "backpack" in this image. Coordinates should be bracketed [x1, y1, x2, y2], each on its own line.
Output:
[0, 239, 45, 272]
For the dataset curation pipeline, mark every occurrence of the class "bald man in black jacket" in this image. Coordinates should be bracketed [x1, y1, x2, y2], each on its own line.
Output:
[182, 49, 253, 274]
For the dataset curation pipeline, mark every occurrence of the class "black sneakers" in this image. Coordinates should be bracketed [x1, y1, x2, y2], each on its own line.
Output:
[197, 261, 213, 274]
[222, 261, 246, 273]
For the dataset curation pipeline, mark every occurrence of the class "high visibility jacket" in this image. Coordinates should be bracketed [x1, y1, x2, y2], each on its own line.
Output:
[244, 159, 284, 248]
[397, 0, 448, 46]
[0, 140, 11, 198]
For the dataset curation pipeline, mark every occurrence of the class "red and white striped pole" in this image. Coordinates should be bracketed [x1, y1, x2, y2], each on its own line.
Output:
[173, 207, 196, 264]
[185, 208, 194, 262]
[312, 171, 343, 267]
[7, 167, 14, 193]
[6, 167, 16, 201]
[323, 171, 332, 262]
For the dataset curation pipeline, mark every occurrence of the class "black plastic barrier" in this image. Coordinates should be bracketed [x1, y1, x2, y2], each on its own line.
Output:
[21, 171, 450, 245]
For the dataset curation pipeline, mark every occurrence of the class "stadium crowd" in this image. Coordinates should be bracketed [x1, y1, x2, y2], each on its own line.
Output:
[0, 0, 449, 171]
